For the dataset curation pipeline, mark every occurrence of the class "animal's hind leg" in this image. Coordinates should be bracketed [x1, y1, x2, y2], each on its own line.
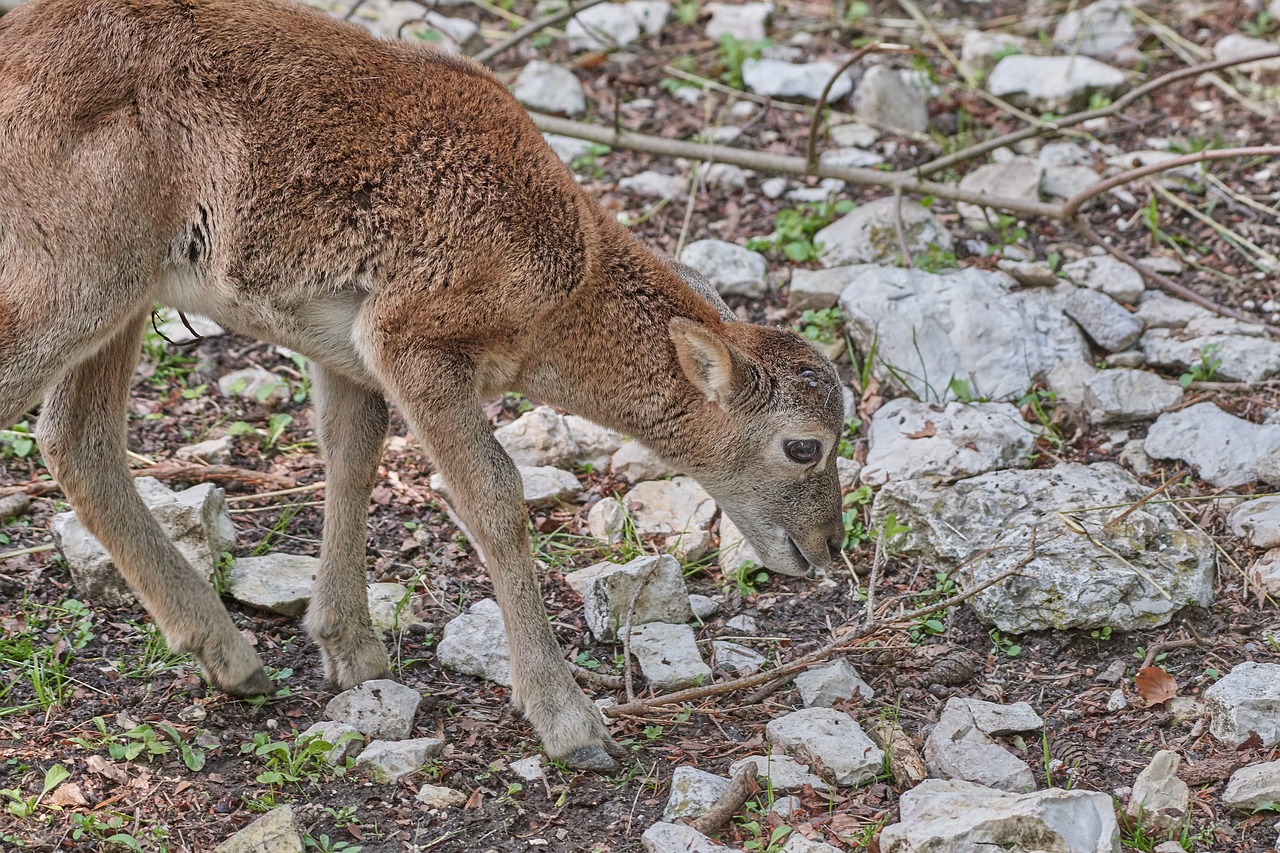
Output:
[35, 310, 272, 696]
[303, 363, 392, 689]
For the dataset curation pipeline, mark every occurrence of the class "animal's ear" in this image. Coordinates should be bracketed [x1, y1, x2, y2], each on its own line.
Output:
[669, 317, 757, 404]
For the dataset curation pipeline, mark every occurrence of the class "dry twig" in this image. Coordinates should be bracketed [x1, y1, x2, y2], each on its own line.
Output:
[690, 761, 759, 836]
[473, 0, 608, 64]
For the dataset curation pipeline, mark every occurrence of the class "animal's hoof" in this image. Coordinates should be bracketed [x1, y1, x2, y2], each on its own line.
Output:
[226, 666, 274, 698]
[562, 744, 621, 772]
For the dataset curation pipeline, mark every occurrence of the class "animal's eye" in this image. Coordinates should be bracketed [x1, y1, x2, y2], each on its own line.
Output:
[784, 439, 820, 464]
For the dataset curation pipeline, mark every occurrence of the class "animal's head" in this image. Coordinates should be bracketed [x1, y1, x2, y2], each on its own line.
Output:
[668, 316, 846, 577]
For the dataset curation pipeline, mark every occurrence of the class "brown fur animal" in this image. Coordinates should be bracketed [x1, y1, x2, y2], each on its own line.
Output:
[0, 0, 845, 769]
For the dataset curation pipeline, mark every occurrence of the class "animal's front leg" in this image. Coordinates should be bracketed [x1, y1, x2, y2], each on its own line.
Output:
[372, 345, 622, 769]
[305, 364, 392, 689]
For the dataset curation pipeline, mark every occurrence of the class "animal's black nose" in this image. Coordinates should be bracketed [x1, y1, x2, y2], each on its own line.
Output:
[827, 533, 843, 561]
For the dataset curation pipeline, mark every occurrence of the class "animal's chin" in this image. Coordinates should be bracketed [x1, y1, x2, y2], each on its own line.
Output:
[756, 534, 815, 578]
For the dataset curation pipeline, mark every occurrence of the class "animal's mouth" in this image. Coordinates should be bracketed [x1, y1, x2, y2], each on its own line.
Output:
[770, 535, 815, 578]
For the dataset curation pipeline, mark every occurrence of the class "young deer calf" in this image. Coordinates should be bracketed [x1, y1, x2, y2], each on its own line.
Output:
[0, 0, 845, 768]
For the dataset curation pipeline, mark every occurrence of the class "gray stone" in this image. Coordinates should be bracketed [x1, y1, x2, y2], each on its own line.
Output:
[510, 756, 545, 781]
[218, 367, 290, 405]
[861, 399, 1040, 487]
[987, 54, 1128, 111]
[436, 598, 511, 686]
[1205, 662, 1280, 748]
[1042, 165, 1104, 201]
[717, 513, 763, 577]
[566, 1, 668, 51]
[572, 554, 693, 642]
[1065, 288, 1143, 352]
[794, 659, 874, 707]
[959, 30, 1031, 79]
[1214, 34, 1280, 83]
[630, 623, 711, 691]
[730, 752, 831, 793]
[1105, 350, 1146, 369]
[853, 65, 928, 133]
[689, 594, 720, 621]
[830, 121, 880, 148]
[1046, 359, 1097, 408]
[354, 737, 443, 783]
[641, 823, 731, 852]
[724, 613, 757, 634]
[1250, 549, 1280, 597]
[227, 554, 319, 616]
[299, 721, 364, 767]
[837, 457, 861, 491]
[837, 267, 1088, 402]
[1119, 438, 1155, 476]
[625, 476, 717, 539]
[1127, 750, 1189, 832]
[53, 478, 235, 608]
[565, 415, 622, 469]
[879, 779, 1119, 853]
[1141, 319, 1280, 384]
[0, 492, 29, 522]
[1055, 0, 1138, 60]
[494, 406, 619, 470]
[1062, 256, 1146, 304]
[543, 133, 602, 165]
[781, 836, 843, 853]
[154, 310, 224, 344]
[610, 440, 678, 482]
[1082, 369, 1183, 423]
[871, 462, 1216, 633]
[175, 436, 233, 465]
[817, 198, 952, 268]
[924, 699, 1038, 793]
[712, 640, 764, 674]
[742, 58, 853, 101]
[416, 784, 466, 808]
[703, 162, 749, 189]
[214, 805, 304, 853]
[957, 157, 1045, 230]
[679, 240, 769, 299]
[1223, 760, 1280, 811]
[766, 708, 884, 787]
[1230, 497, 1280, 550]
[996, 259, 1059, 287]
[1145, 403, 1280, 488]
[761, 177, 788, 199]
[662, 766, 731, 821]
[618, 170, 687, 199]
[1107, 689, 1129, 711]
[518, 466, 582, 507]
[962, 700, 1044, 735]
[818, 147, 885, 169]
[788, 265, 879, 311]
[705, 2, 772, 41]
[513, 60, 585, 116]
[367, 582, 421, 633]
[586, 498, 629, 544]
[325, 679, 422, 741]
[770, 795, 803, 819]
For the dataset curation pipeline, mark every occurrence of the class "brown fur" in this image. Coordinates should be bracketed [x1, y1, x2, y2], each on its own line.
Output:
[0, 0, 844, 768]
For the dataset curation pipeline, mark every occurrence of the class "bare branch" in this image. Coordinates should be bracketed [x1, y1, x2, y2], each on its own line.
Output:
[690, 761, 760, 836]
[473, 0, 609, 65]
[804, 43, 915, 169]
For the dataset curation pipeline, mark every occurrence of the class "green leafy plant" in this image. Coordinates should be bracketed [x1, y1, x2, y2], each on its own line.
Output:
[730, 561, 770, 596]
[1, 763, 68, 817]
[0, 421, 36, 459]
[798, 307, 844, 346]
[1178, 342, 1221, 387]
[989, 628, 1022, 658]
[747, 199, 854, 262]
[716, 34, 770, 89]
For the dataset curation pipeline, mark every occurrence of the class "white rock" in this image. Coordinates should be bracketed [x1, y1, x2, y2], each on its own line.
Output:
[218, 367, 290, 405]
[611, 440, 678, 482]
[987, 54, 1128, 111]
[513, 60, 585, 116]
[924, 699, 1039, 793]
[1205, 662, 1280, 748]
[766, 708, 884, 787]
[703, 162, 749, 190]
[1054, 0, 1138, 59]
[325, 679, 422, 741]
[367, 582, 421, 633]
[1127, 750, 1189, 832]
[662, 766, 731, 821]
[724, 613, 757, 634]
[705, 2, 772, 42]
[543, 133, 602, 165]
[742, 58, 853, 101]
[712, 640, 764, 674]
[213, 805, 304, 853]
[957, 157, 1045, 230]
[1141, 320, 1280, 384]
[510, 756, 544, 780]
[1214, 33, 1280, 83]
[1082, 369, 1183, 423]
[641, 822, 731, 852]
[837, 456, 862, 491]
[564, 415, 622, 469]
[416, 784, 466, 808]
[872, 462, 1216, 633]
[781, 835, 843, 853]
[52, 479, 235, 607]
[567, 1, 668, 51]
[155, 311, 223, 344]
[717, 513, 763, 576]
[630, 622, 712, 691]
[494, 406, 577, 468]
[1064, 288, 1143, 352]
[997, 259, 1059, 287]
[586, 498, 630, 544]
[572, 554, 693, 642]
[436, 599, 511, 686]
[830, 121, 880, 148]
[879, 779, 1119, 853]
[174, 435, 233, 465]
[853, 65, 928, 133]
[1042, 165, 1104, 201]
[837, 267, 1088, 402]
[679, 240, 769, 299]
[228, 554, 319, 616]
[761, 177, 788, 199]
[689, 594, 720, 621]
[788, 265, 880, 311]
[817, 198, 952, 268]
[299, 721, 364, 767]
[1107, 689, 1129, 711]
[1223, 760, 1280, 811]
[518, 466, 582, 507]
[1145, 403, 1280, 488]
[794, 658, 874, 707]
[1062, 256, 1146, 304]
[1250, 549, 1280, 597]
[618, 170, 688, 198]
[861, 399, 1040, 486]
[354, 737, 443, 783]
[730, 752, 831, 792]
[959, 30, 1031, 79]
[625, 476, 717, 538]
[770, 795, 803, 819]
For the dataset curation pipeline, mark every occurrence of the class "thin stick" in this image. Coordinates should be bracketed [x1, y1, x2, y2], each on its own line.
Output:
[568, 660, 625, 691]
[1141, 637, 1204, 671]
[621, 558, 661, 703]
[690, 761, 759, 836]
[225, 482, 327, 503]
[473, 0, 608, 64]
[804, 43, 914, 169]
[0, 543, 56, 561]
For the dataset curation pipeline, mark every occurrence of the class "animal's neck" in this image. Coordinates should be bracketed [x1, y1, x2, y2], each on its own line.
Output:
[518, 212, 727, 466]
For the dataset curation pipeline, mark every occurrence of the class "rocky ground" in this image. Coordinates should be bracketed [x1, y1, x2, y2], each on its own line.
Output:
[2, 0, 1280, 851]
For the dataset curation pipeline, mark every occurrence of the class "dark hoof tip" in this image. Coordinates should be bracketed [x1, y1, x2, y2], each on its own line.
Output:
[227, 667, 274, 698]
[562, 745, 620, 772]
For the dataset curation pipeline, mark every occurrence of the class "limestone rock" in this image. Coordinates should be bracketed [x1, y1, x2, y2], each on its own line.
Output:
[586, 498, 629, 544]
[861, 399, 1040, 487]
[717, 513, 763, 577]
[957, 157, 1045, 230]
[817, 198, 952, 268]
[367, 582, 421, 633]
[1064, 288, 1143, 352]
[175, 436, 233, 465]
[730, 752, 831, 793]
[960, 30, 1031, 79]
[924, 698, 1039, 793]
[679, 240, 769, 299]
[871, 462, 1216, 632]
[214, 805, 304, 853]
[611, 440, 678, 482]
[1141, 319, 1280, 384]
[705, 2, 771, 42]
[1250, 549, 1280, 597]
[1054, 0, 1138, 60]
[566, 1, 668, 51]
[513, 61, 585, 116]
[572, 554, 693, 642]
[629, 622, 712, 691]
[354, 737, 443, 783]
[793, 658, 874, 707]
[625, 477, 717, 540]
[853, 65, 928, 133]
[1062, 255, 1145, 304]
[711, 640, 764, 674]
[494, 406, 619, 469]
[618, 170, 687, 199]
[298, 721, 364, 767]
[987, 54, 1127, 111]
[1205, 662, 1280, 748]
[1223, 760, 1280, 811]
[325, 679, 422, 741]
[742, 58, 853, 101]
[788, 265, 879, 311]
[1082, 369, 1183, 423]
[227, 554, 318, 616]
[641, 822, 732, 852]
[416, 784, 467, 808]
[436, 599, 511, 686]
[766, 708, 884, 787]
[1145, 403, 1280, 488]
[1127, 750, 1189, 832]
[518, 466, 582, 507]
[1229, 497, 1280, 549]
[662, 766, 730, 821]
[1214, 33, 1280, 83]
[218, 367, 290, 405]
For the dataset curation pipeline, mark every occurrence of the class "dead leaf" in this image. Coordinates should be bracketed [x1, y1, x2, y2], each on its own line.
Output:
[464, 788, 484, 810]
[1134, 666, 1178, 706]
[905, 420, 937, 439]
[47, 782, 87, 808]
[85, 755, 127, 784]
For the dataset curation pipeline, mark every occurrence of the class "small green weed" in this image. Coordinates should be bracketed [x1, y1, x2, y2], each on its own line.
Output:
[989, 629, 1022, 658]
[798, 307, 844, 346]
[747, 199, 854, 262]
[0, 422, 36, 459]
[716, 34, 770, 89]
[1, 763, 68, 817]
[1178, 342, 1221, 387]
